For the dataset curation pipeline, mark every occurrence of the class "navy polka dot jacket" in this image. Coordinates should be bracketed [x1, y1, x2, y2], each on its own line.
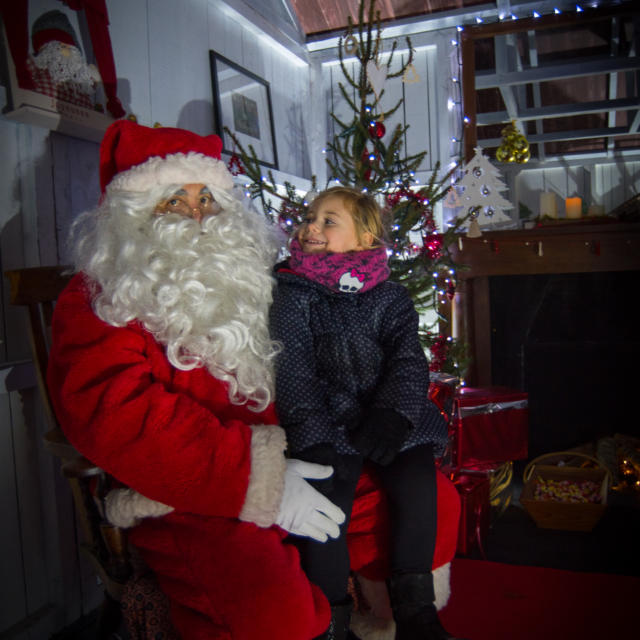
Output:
[269, 263, 448, 457]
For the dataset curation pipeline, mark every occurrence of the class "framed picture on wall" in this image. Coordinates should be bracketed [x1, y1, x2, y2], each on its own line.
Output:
[0, 2, 124, 143]
[209, 51, 278, 169]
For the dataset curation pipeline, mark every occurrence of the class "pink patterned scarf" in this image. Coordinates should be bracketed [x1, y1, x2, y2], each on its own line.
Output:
[287, 238, 390, 294]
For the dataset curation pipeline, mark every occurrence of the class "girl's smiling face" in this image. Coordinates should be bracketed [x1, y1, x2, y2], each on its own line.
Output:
[299, 196, 367, 254]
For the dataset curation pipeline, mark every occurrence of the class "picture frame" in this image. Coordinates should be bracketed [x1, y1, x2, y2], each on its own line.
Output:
[209, 51, 278, 170]
[0, 4, 118, 143]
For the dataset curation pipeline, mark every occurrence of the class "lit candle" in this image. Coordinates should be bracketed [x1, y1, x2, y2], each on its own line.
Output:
[565, 197, 582, 219]
[539, 192, 557, 218]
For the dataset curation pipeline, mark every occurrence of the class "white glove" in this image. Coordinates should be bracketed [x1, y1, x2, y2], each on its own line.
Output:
[275, 459, 346, 542]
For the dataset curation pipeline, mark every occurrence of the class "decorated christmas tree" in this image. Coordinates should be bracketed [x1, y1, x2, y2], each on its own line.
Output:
[226, 0, 470, 378]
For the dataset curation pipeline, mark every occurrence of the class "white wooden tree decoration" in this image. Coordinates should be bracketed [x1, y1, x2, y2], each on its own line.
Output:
[458, 147, 513, 232]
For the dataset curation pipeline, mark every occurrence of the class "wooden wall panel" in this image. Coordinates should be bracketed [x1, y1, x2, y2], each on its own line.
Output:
[50, 133, 100, 266]
[8, 387, 48, 620]
[108, 0, 152, 124]
[0, 392, 27, 632]
[148, 0, 213, 134]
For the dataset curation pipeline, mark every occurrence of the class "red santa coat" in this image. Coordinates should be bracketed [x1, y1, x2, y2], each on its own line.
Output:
[47, 274, 330, 639]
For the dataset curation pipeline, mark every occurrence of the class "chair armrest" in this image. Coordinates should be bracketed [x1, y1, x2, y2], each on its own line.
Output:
[62, 456, 105, 479]
[43, 427, 81, 460]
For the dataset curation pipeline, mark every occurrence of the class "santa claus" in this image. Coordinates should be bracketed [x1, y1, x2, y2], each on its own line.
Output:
[48, 120, 462, 640]
[47, 120, 347, 640]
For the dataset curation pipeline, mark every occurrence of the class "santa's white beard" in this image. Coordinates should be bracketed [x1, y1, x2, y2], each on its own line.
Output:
[72, 189, 282, 411]
[33, 41, 97, 93]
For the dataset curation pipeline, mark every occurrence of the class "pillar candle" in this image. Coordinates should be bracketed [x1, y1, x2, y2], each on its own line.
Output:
[539, 192, 557, 218]
[565, 197, 582, 219]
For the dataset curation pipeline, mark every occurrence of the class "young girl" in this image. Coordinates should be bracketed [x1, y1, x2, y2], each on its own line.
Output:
[269, 186, 463, 640]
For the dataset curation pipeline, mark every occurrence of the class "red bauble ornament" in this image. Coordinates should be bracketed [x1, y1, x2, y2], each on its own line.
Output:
[368, 120, 386, 139]
[422, 233, 443, 261]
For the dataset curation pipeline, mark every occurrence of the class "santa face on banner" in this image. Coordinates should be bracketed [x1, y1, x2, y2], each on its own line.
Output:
[32, 40, 100, 95]
[27, 9, 101, 109]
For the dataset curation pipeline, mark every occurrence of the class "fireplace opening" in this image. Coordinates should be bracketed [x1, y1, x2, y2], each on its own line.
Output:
[489, 271, 640, 459]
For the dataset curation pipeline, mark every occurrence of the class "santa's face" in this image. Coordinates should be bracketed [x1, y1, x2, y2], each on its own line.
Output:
[154, 183, 221, 223]
[32, 40, 97, 90]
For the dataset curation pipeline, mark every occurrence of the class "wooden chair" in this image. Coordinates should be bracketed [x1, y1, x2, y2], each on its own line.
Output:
[5, 266, 141, 638]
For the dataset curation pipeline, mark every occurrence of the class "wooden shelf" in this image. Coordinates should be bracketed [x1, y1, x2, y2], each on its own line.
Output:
[2, 87, 114, 143]
[451, 221, 640, 279]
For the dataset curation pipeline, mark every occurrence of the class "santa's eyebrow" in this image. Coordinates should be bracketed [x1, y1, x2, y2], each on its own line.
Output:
[170, 187, 211, 196]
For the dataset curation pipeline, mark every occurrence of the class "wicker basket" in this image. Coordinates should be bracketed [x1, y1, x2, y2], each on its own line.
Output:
[520, 451, 611, 532]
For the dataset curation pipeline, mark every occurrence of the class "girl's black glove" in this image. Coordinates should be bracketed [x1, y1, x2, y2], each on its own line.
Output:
[349, 408, 412, 466]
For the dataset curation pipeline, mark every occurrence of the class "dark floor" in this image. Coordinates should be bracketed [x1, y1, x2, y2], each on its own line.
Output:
[52, 461, 640, 639]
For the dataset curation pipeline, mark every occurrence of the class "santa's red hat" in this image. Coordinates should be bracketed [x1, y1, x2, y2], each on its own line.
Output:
[99, 120, 232, 195]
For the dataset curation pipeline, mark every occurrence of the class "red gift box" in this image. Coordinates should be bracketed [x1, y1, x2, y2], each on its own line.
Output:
[452, 386, 529, 470]
[454, 472, 490, 556]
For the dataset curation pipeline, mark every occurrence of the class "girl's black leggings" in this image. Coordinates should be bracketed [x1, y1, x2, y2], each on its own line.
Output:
[290, 443, 438, 603]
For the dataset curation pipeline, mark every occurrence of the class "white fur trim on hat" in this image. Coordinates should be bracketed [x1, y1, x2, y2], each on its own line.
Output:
[104, 488, 173, 529]
[106, 152, 234, 195]
[238, 424, 287, 528]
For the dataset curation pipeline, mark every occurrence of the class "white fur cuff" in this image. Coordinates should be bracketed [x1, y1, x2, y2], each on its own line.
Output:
[104, 488, 174, 529]
[238, 424, 287, 528]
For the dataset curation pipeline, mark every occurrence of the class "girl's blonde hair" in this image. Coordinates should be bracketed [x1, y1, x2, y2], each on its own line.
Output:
[304, 186, 386, 248]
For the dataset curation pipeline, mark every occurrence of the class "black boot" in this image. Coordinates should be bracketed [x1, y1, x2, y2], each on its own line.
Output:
[313, 598, 359, 640]
[387, 572, 466, 640]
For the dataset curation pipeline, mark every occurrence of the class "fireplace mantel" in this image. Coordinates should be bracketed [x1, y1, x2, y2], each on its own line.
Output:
[449, 220, 640, 386]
